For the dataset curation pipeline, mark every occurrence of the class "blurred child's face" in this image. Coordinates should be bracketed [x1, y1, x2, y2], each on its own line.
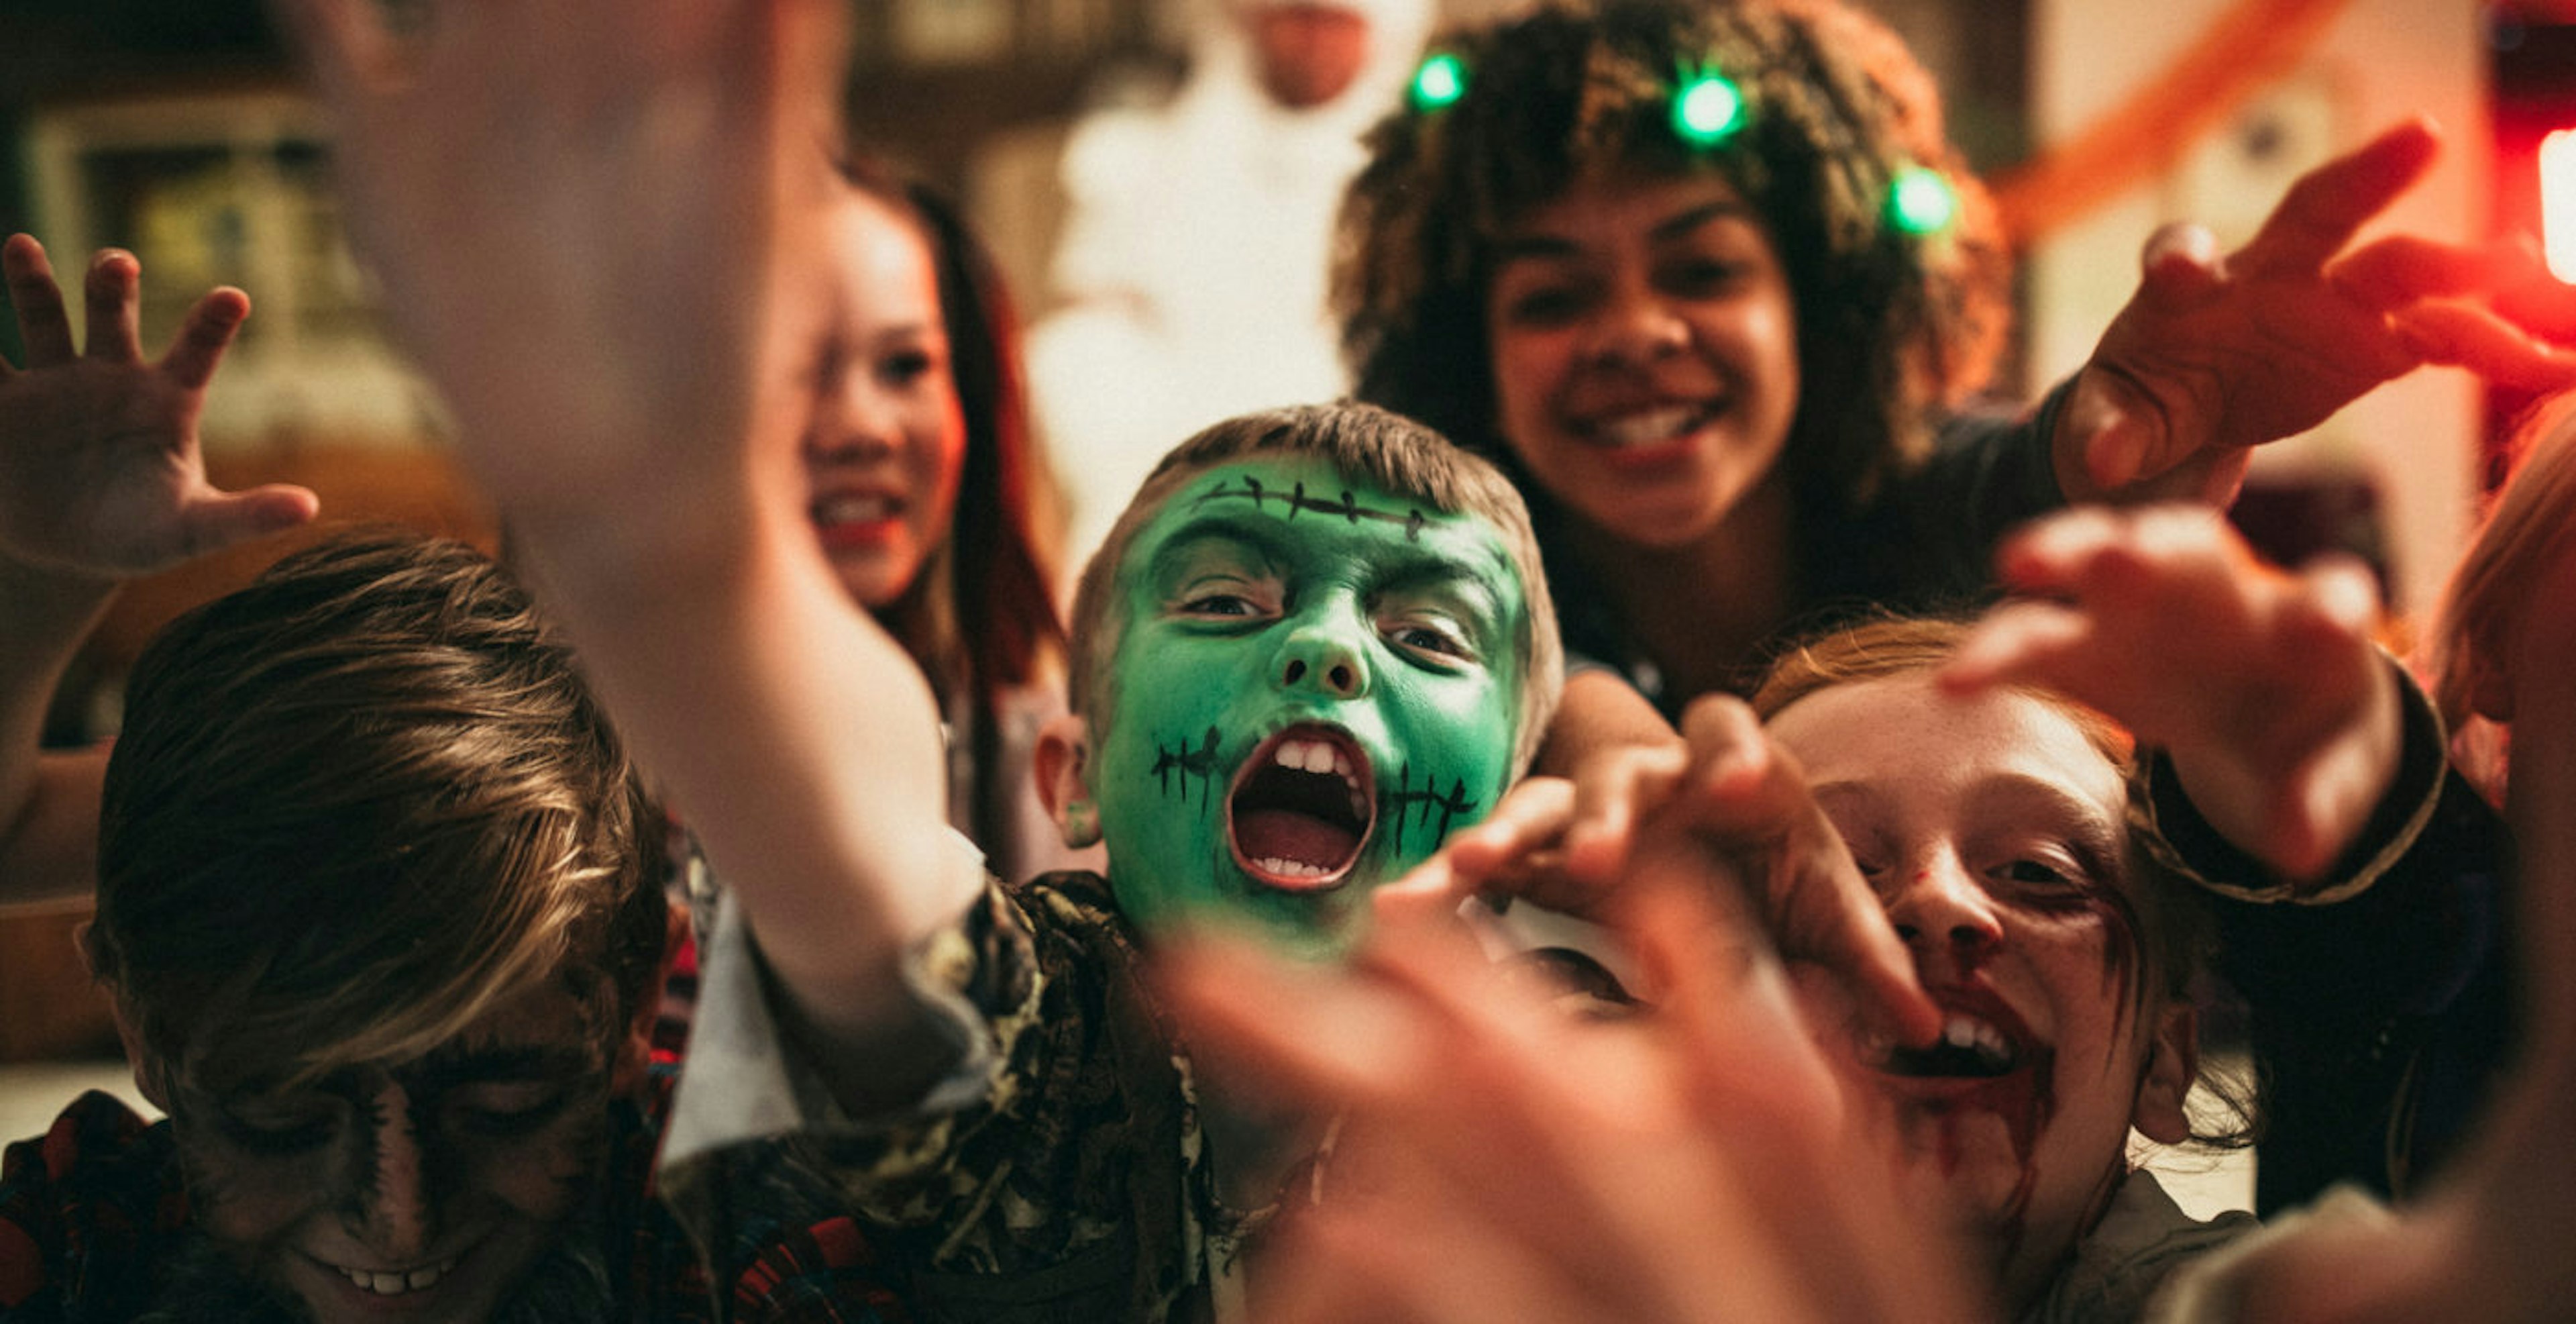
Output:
[1090, 456, 1528, 956]
[1765, 674, 2192, 1307]
[1246, 2, 1371, 109]
[157, 978, 629, 1324]
[1484, 171, 1801, 551]
[803, 191, 969, 611]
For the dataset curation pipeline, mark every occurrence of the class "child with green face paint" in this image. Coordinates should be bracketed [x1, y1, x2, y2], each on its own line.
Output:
[655, 405, 1558, 1322]
[1042, 411, 1560, 958]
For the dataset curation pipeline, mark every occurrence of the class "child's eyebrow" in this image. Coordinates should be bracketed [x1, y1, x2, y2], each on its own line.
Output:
[1648, 199, 1757, 243]
[407, 1044, 599, 1090]
[1375, 556, 1509, 625]
[1493, 199, 1758, 262]
[1147, 515, 1511, 617]
[1146, 519, 1287, 583]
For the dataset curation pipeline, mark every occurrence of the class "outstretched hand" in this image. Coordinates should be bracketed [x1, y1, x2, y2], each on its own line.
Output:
[1379, 695, 1939, 1048]
[2062, 119, 2576, 505]
[1163, 865, 1983, 1323]
[1944, 505, 2398, 880]
[270, 0, 849, 557]
[0, 235, 315, 578]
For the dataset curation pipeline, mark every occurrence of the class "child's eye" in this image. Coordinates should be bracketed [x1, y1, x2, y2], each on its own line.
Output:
[1500, 283, 1591, 327]
[1165, 562, 1283, 622]
[1383, 617, 1473, 663]
[216, 1102, 341, 1155]
[1181, 594, 1251, 615]
[449, 1084, 570, 1137]
[1994, 856, 2088, 901]
[877, 347, 944, 389]
[1658, 257, 1745, 297]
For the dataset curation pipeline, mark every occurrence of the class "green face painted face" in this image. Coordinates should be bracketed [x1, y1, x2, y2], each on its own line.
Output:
[1091, 457, 1530, 958]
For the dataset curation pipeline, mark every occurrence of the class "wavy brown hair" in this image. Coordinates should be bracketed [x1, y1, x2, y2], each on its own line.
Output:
[89, 530, 663, 1092]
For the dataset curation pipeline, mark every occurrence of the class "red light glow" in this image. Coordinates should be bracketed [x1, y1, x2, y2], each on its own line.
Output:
[2544, 128, 2576, 282]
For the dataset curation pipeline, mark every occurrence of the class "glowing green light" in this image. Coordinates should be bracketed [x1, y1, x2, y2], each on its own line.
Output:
[1670, 72, 1744, 146]
[1411, 53, 1467, 111]
[1889, 166, 1958, 236]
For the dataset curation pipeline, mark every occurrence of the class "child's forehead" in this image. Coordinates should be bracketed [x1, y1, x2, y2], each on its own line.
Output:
[1129, 457, 1511, 574]
[173, 970, 615, 1099]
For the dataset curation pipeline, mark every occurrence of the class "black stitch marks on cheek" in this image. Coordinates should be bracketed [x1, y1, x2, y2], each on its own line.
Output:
[1191, 475, 1430, 542]
[1149, 727, 1225, 808]
[1383, 764, 1479, 854]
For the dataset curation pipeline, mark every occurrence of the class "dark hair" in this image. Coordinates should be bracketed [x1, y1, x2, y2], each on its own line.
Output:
[836, 154, 1071, 856]
[89, 530, 664, 1090]
[1336, 0, 2008, 522]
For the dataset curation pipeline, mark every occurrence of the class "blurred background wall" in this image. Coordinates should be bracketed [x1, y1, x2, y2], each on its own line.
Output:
[0, 0, 2565, 760]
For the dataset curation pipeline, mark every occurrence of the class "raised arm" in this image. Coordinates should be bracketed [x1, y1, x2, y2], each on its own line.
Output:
[272, 0, 974, 1097]
[2152, 432, 2576, 1324]
[0, 236, 315, 902]
[2055, 119, 2576, 507]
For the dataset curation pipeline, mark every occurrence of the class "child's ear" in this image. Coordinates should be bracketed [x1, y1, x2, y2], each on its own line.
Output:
[2463, 631, 2516, 723]
[1036, 714, 1101, 848]
[2131, 1001, 2199, 1145]
[610, 904, 689, 1097]
[107, 997, 173, 1113]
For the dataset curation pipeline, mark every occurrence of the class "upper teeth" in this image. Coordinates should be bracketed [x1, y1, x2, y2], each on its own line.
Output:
[1941, 1015, 2015, 1069]
[1594, 406, 1702, 448]
[1274, 737, 1352, 778]
[817, 494, 894, 523]
[333, 1256, 458, 1295]
[1273, 738, 1368, 818]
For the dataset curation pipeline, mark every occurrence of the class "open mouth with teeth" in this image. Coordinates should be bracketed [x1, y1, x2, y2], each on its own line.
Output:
[1227, 724, 1377, 892]
[1872, 987, 2047, 1088]
[1881, 1012, 2025, 1078]
[810, 491, 906, 547]
[1869, 992, 2059, 1180]
[1577, 402, 1720, 452]
[319, 1251, 462, 1298]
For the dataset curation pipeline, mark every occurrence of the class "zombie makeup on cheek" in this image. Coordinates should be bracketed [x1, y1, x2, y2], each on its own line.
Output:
[1091, 457, 1530, 950]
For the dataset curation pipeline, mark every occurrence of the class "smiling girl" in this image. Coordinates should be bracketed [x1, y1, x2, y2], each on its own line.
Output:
[805, 156, 1071, 880]
[1337, 0, 2570, 752]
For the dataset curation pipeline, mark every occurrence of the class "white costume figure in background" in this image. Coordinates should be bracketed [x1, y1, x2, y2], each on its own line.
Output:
[1030, 0, 1434, 574]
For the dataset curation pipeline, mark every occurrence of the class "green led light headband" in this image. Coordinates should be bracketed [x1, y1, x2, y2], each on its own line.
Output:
[1888, 166, 1959, 236]
[1670, 67, 1745, 146]
[1411, 52, 1468, 111]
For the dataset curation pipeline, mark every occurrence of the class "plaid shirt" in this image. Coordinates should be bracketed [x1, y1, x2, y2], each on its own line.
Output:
[661, 868, 1309, 1324]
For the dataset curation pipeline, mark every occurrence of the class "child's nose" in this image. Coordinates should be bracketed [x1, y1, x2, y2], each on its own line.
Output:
[1587, 280, 1689, 366]
[341, 1078, 435, 1263]
[1885, 855, 2004, 972]
[804, 374, 900, 462]
[1275, 620, 1371, 699]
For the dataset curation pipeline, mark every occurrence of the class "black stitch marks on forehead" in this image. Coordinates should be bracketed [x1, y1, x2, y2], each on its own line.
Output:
[1191, 474, 1431, 543]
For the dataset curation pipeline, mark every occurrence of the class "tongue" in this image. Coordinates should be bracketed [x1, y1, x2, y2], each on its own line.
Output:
[1236, 809, 1360, 872]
